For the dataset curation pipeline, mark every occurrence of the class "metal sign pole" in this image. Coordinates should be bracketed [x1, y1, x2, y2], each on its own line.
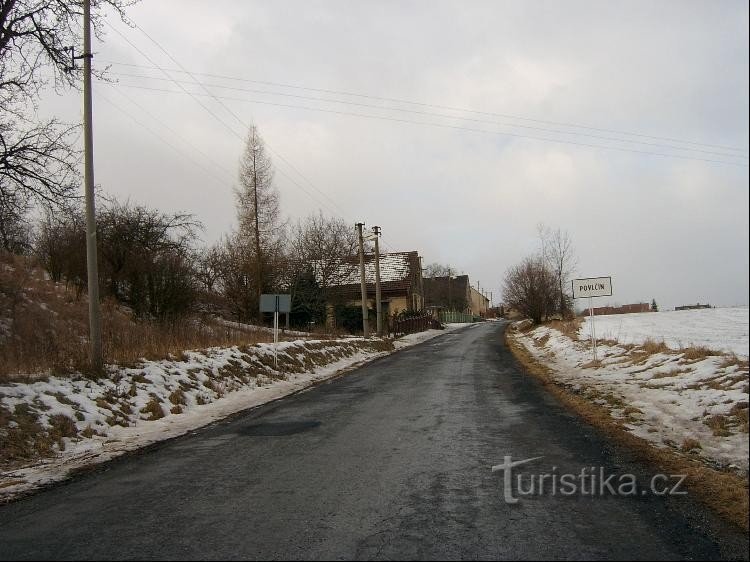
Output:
[573, 277, 611, 365]
[274, 310, 278, 367]
[260, 294, 291, 369]
[274, 295, 279, 368]
[589, 295, 597, 363]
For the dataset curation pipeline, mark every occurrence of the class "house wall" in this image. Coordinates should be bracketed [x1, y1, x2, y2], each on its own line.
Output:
[469, 287, 490, 316]
[347, 296, 411, 315]
[584, 303, 652, 316]
[423, 275, 470, 312]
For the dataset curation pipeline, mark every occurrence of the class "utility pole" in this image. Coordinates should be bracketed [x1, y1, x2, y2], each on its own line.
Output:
[418, 256, 425, 312]
[372, 226, 383, 337]
[447, 267, 452, 311]
[83, 0, 102, 373]
[356, 223, 369, 337]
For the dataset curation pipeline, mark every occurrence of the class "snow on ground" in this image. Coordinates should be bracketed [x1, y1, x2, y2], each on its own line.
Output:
[514, 323, 749, 473]
[0, 323, 470, 500]
[580, 307, 749, 357]
[217, 318, 314, 338]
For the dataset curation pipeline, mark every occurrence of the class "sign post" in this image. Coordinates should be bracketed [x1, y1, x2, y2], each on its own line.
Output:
[572, 277, 613, 363]
[260, 294, 292, 368]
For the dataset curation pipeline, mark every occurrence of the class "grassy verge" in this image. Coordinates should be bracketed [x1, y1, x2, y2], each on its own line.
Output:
[0, 338, 394, 472]
[506, 328, 749, 531]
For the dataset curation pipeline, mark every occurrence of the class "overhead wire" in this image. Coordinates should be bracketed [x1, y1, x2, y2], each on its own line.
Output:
[100, 60, 749, 155]
[100, 81, 748, 168]
[104, 70, 747, 160]
[94, 86, 235, 189]
[103, 21, 358, 227]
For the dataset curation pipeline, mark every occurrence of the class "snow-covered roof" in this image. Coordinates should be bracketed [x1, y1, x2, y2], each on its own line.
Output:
[335, 252, 414, 285]
[316, 251, 421, 294]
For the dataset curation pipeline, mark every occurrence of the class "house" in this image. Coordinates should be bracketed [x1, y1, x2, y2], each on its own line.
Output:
[321, 251, 425, 321]
[581, 303, 651, 316]
[469, 286, 490, 317]
[675, 303, 712, 311]
[423, 274, 471, 313]
[423, 275, 491, 318]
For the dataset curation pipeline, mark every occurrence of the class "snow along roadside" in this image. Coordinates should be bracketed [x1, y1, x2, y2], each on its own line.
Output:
[512, 324, 749, 474]
[0, 324, 469, 501]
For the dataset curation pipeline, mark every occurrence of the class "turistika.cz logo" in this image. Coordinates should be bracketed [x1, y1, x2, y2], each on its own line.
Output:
[491, 456, 687, 504]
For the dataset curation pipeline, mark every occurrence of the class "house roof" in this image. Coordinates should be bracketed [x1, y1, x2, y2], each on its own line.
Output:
[319, 251, 421, 296]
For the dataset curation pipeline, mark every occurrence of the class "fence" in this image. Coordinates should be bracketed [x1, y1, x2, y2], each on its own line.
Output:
[439, 311, 475, 324]
[391, 315, 443, 337]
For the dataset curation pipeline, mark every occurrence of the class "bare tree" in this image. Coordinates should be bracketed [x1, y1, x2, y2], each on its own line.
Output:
[284, 212, 358, 326]
[538, 224, 577, 318]
[213, 233, 255, 322]
[195, 245, 224, 293]
[235, 124, 283, 316]
[36, 199, 202, 319]
[423, 262, 454, 278]
[0, 0, 134, 237]
[0, 121, 81, 228]
[290, 212, 357, 291]
[0, 200, 32, 253]
[502, 254, 557, 324]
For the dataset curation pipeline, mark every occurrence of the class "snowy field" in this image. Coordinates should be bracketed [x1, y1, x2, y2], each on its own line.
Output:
[580, 307, 749, 357]
[0, 324, 470, 501]
[514, 323, 749, 473]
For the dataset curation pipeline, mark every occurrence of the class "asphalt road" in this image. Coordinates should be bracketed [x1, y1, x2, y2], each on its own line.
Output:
[0, 322, 747, 560]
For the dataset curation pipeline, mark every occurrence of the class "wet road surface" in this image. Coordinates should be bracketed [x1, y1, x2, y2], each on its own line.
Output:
[0, 322, 747, 560]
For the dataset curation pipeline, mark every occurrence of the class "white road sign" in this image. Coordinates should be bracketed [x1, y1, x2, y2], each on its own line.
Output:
[572, 277, 613, 299]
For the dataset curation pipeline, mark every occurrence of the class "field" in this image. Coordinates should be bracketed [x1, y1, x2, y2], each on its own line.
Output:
[579, 307, 749, 357]
[513, 309, 749, 473]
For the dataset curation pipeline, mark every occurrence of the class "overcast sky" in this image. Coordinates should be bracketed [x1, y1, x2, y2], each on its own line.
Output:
[42, 0, 749, 310]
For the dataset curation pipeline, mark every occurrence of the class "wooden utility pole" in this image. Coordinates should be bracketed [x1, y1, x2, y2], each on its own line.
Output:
[372, 226, 382, 336]
[356, 223, 369, 337]
[418, 256, 424, 312]
[83, 0, 102, 372]
[447, 267, 452, 311]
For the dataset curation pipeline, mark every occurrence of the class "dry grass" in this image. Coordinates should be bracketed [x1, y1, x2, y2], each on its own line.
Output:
[729, 402, 749, 433]
[641, 338, 671, 355]
[141, 397, 164, 421]
[680, 345, 722, 362]
[680, 438, 702, 452]
[0, 403, 79, 466]
[651, 367, 692, 379]
[534, 333, 551, 347]
[545, 317, 583, 339]
[718, 354, 749, 371]
[704, 414, 732, 437]
[168, 389, 186, 406]
[580, 359, 602, 369]
[506, 330, 749, 531]
[0, 253, 273, 381]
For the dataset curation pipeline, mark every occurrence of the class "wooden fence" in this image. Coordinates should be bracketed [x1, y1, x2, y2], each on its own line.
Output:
[391, 315, 443, 337]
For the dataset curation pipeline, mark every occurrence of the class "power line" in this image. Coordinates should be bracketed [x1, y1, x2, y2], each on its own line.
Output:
[104, 20, 357, 224]
[105, 70, 747, 160]
[100, 81, 749, 168]
[100, 83, 357, 228]
[105, 84, 235, 183]
[123, 20, 399, 252]
[100, 59, 750, 155]
[95, 87, 232, 187]
[128, 24, 355, 220]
